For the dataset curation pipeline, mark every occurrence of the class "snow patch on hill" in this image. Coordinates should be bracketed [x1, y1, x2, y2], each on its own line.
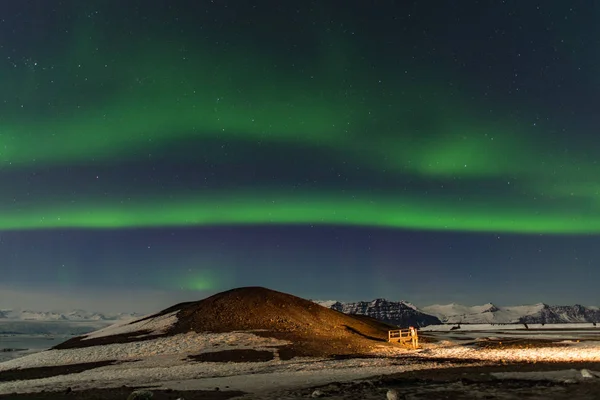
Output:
[82, 311, 178, 340]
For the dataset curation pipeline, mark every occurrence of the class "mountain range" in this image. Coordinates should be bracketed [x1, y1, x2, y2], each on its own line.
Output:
[422, 302, 600, 324]
[0, 309, 141, 322]
[318, 299, 442, 327]
[3, 299, 600, 329]
[315, 300, 600, 326]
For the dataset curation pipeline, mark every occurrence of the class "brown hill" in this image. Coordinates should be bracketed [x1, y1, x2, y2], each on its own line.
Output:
[56, 287, 399, 358]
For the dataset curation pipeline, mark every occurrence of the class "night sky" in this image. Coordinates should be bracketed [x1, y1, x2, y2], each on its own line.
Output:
[1, 1, 599, 312]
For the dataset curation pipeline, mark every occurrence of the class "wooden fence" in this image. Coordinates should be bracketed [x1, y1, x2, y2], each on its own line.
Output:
[388, 329, 419, 348]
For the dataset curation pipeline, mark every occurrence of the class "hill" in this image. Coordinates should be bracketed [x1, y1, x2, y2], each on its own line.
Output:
[54, 287, 399, 358]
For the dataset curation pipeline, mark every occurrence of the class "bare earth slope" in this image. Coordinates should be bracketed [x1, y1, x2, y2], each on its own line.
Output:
[55, 287, 398, 358]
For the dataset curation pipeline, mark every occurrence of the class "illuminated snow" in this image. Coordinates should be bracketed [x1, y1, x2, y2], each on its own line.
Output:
[417, 340, 600, 363]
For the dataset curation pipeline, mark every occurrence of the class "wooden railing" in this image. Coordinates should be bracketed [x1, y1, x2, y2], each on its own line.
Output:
[388, 328, 419, 348]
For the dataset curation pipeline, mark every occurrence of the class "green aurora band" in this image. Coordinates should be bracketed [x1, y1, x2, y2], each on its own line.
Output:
[1, 19, 599, 235]
[2, 193, 600, 234]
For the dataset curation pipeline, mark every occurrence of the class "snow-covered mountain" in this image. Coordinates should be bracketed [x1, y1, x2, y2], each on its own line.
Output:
[315, 299, 600, 326]
[0, 309, 141, 322]
[423, 303, 600, 324]
[518, 304, 600, 324]
[316, 299, 441, 327]
[313, 300, 339, 308]
[0, 309, 143, 335]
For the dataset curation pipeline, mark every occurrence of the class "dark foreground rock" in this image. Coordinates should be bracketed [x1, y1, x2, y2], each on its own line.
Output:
[290, 378, 600, 400]
[189, 349, 275, 363]
[0, 360, 118, 383]
[0, 386, 245, 400]
[283, 361, 600, 400]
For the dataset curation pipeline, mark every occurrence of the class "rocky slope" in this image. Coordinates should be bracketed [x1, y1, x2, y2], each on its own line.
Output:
[319, 299, 442, 327]
[518, 304, 600, 324]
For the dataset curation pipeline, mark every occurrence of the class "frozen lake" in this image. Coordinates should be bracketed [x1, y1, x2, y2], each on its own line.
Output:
[421, 323, 600, 343]
[0, 320, 114, 362]
[0, 334, 71, 362]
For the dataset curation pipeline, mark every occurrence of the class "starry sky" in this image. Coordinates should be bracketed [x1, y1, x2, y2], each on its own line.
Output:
[1, 1, 599, 313]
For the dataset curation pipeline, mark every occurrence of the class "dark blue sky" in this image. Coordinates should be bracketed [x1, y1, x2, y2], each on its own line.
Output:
[0, 1, 598, 312]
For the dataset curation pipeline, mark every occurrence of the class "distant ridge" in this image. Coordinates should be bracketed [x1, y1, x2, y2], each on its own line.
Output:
[422, 302, 600, 324]
[0, 309, 141, 322]
[7, 296, 600, 332]
[326, 299, 441, 327]
[315, 300, 600, 325]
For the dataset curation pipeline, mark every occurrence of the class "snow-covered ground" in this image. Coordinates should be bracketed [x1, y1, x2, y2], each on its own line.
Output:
[419, 339, 600, 362]
[0, 332, 423, 395]
[0, 352, 456, 395]
[1, 328, 600, 396]
[0, 331, 289, 370]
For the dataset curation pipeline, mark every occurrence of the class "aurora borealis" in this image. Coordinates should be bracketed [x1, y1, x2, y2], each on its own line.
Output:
[1, 1, 599, 311]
